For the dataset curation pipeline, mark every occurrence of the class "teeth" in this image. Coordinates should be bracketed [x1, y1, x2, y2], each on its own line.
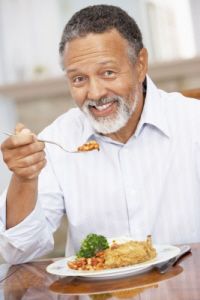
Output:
[95, 102, 112, 111]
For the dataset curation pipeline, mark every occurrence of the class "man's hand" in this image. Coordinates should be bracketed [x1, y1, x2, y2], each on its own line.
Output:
[1, 123, 46, 181]
[1, 124, 47, 229]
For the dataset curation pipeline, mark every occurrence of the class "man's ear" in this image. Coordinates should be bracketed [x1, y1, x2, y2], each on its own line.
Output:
[136, 48, 148, 83]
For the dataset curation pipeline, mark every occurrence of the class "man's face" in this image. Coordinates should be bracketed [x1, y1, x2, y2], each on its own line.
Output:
[63, 29, 146, 135]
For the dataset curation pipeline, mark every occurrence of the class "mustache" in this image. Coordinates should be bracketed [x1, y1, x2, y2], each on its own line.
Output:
[84, 95, 122, 107]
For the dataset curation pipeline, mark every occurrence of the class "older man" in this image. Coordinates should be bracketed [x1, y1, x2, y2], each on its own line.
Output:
[1, 5, 200, 264]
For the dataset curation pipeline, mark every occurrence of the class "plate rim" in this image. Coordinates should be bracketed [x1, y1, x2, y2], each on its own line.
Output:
[46, 244, 180, 278]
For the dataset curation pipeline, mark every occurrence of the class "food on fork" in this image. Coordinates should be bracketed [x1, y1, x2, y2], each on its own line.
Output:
[67, 234, 156, 271]
[78, 141, 100, 152]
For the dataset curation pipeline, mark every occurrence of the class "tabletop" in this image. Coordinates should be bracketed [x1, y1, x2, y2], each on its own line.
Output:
[0, 243, 199, 300]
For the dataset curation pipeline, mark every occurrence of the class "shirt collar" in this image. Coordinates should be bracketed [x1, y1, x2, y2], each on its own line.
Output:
[135, 75, 170, 138]
[81, 74, 170, 142]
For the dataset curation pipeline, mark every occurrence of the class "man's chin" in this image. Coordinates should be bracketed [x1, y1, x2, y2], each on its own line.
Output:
[82, 107, 131, 134]
[89, 117, 127, 135]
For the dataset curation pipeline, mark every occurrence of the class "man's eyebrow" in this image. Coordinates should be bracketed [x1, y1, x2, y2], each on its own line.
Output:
[67, 68, 78, 74]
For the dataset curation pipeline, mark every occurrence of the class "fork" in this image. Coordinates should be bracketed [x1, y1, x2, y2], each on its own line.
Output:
[4, 132, 80, 153]
[155, 245, 191, 274]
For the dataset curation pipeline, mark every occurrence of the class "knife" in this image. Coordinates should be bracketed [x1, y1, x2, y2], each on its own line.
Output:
[155, 245, 191, 274]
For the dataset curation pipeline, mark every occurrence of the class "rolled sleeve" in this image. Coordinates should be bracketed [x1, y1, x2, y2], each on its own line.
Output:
[0, 188, 7, 233]
[0, 195, 54, 264]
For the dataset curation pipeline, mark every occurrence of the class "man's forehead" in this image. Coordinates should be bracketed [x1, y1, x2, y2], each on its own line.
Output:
[63, 30, 129, 66]
[66, 29, 128, 51]
[67, 59, 118, 74]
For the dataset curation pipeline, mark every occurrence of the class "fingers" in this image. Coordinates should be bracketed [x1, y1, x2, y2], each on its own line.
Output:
[13, 159, 47, 181]
[4, 123, 36, 150]
[15, 123, 32, 135]
[4, 149, 47, 181]
[1, 123, 46, 181]
[5, 148, 46, 169]
[9, 141, 45, 160]
[5, 134, 37, 150]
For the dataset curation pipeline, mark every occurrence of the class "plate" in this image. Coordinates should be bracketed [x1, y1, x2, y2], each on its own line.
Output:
[46, 244, 180, 279]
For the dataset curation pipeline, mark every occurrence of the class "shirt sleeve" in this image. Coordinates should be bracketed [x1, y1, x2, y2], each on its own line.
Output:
[0, 148, 65, 264]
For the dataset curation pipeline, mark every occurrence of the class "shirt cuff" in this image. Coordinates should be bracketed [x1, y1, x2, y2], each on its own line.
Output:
[0, 196, 47, 251]
[0, 188, 8, 232]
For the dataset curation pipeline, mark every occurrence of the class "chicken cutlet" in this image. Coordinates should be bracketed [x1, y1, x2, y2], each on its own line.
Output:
[104, 235, 156, 269]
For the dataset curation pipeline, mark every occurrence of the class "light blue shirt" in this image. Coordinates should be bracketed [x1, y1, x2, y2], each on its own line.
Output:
[0, 76, 200, 264]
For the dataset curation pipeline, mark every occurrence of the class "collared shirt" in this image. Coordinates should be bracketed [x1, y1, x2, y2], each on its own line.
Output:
[0, 76, 200, 264]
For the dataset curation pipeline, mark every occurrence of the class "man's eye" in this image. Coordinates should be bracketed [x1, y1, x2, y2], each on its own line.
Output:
[104, 70, 114, 76]
[73, 77, 85, 83]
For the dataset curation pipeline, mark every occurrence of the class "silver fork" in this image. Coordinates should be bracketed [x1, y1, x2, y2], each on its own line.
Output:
[4, 132, 80, 153]
[155, 245, 191, 274]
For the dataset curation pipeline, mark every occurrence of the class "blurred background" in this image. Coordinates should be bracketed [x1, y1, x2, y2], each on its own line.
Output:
[0, 0, 200, 263]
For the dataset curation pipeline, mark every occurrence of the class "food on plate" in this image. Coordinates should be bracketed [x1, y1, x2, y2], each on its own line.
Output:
[78, 141, 100, 152]
[68, 233, 108, 270]
[104, 235, 156, 269]
[67, 234, 156, 271]
[76, 233, 109, 258]
[67, 250, 106, 270]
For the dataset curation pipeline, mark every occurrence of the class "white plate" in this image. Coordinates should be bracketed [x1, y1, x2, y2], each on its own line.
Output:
[46, 244, 180, 279]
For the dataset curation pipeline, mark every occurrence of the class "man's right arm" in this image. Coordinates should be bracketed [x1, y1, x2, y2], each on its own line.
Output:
[1, 123, 46, 229]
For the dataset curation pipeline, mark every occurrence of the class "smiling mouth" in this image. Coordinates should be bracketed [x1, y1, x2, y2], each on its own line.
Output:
[89, 101, 117, 117]
[93, 102, 113, 111]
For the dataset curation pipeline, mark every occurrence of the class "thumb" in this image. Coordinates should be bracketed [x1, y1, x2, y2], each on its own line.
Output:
[15, 123, 32, 135]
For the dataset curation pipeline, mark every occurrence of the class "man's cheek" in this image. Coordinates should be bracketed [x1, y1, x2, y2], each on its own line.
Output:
[72, 91, 86, 108]
[71, 93, 83, 108]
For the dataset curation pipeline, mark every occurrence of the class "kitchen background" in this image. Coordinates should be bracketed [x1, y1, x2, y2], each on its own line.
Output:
[0, 0, 200, 263]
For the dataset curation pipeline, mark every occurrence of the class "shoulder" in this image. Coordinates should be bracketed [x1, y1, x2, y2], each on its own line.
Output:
[160, 88, 200, 106]
[38, 108, 90, 142]
[159, 89, 200, 139]
[51, 107, 86, 129]
[147, 75, 200, 119]
[159, 89, 200, 118]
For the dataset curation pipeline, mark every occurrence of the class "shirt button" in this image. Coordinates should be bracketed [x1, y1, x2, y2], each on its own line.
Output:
[123, 148, 129, 154]
[130, 189, 136, 196]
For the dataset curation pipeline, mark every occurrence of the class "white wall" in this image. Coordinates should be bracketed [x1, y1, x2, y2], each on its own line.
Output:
[0, 0, 198, 86]
[0, 0, 62, 85]
[190, 0, 200, 55]
[0, 97, 17, 194]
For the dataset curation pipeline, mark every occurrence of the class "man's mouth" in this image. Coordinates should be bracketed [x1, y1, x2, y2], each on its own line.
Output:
[89, 101, 117, 117]
[94, 102, 113, 111]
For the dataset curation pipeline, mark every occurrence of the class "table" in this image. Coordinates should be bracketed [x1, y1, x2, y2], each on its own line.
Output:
[0, 243, 199, 300]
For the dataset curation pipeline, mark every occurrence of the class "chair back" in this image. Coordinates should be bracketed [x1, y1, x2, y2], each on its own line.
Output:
[180, 88, 200, 99]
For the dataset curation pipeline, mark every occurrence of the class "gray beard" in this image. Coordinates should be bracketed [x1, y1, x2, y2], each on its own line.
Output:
[81, 89, 139, 135]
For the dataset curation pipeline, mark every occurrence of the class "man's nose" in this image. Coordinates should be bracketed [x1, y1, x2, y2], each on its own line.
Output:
[87, 78, 107, 101]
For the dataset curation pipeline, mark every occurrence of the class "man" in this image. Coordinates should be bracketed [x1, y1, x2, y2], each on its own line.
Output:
[0, 5, 200, 264]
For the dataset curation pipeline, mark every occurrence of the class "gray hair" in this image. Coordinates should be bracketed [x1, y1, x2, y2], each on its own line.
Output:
[59, 5, 144, 70]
